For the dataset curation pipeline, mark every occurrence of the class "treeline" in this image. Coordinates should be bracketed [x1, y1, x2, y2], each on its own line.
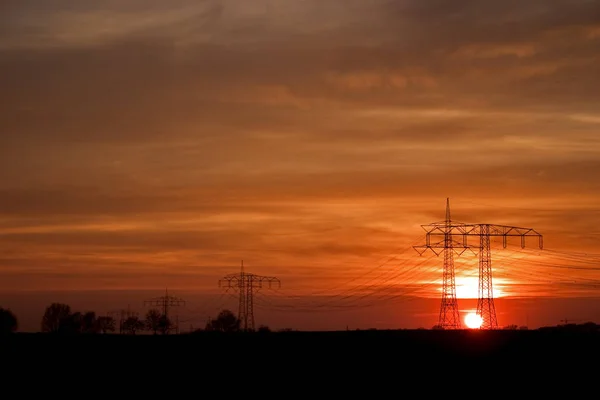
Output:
[3, 304, 600, 334]
[0, 304, 269, 335]
[38, 302, 221, 335]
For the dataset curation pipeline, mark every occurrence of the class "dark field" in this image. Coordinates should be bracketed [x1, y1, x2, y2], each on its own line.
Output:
[2, 329, 597, 387]
[3, 328, 599, 359]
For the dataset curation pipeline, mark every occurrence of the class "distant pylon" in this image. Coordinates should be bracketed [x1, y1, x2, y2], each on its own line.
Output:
[219, 261, 281, 331]
[144, 289, 185, 334]
[439, 198, 461, 329]
[108, 305, 138, 334]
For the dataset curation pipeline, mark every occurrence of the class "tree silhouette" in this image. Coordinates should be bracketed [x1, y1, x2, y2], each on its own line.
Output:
[145, 309, 162, 335]
[41, 303, 71, 333]
[97, 316, 116, 334]
[82, 311, 99, 333]
[206, 309, 240, 332]
[0, 308, 18, 334]
[581, 322, 599, 332]
[122, 316, 144, 335]
[63, 311, 83, 334]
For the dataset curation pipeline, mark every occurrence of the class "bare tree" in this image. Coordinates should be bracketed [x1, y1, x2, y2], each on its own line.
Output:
[145, 309, 162, 335]
[67, 312, 84, 334]
[206, 309, 240, 332]
[41, 303, 71, 333]
[122, 316, 145, 335]
[82, 311, 99, 333]
[97, 316, 116, 334]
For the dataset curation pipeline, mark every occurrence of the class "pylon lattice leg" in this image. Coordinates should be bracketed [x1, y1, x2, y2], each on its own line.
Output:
[247, 279, 255, 331]
[438, 199, 461, 329]
[239, 273, 247, 331]
[439, 245, 461, 328]
[477, 225, 498, 329]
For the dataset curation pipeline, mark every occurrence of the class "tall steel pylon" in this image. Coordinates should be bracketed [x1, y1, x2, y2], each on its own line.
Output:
[416, 200, 543, 329]
[415, 198, 470, 329]
[219, 261, 281, 331]
[440, 199, 460, 328]
[478, 225, 495, 328]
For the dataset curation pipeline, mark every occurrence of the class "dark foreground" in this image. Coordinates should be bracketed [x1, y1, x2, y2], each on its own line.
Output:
[2, 329, 598, 385]
[3, 328, 599, 358]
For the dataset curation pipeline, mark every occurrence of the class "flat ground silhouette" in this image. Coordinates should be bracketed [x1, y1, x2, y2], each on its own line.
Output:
[4, 328, 598, 358]
[2, 329, 597, 387]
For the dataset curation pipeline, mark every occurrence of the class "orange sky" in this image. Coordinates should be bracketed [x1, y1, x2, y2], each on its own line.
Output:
[1, 0, 599, 331]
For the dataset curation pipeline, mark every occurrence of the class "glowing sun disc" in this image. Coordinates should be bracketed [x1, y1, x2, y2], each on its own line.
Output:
[464, 312, 483, 329]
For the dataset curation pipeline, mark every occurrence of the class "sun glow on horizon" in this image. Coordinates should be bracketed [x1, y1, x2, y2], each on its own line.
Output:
[464, 312, 483, 329]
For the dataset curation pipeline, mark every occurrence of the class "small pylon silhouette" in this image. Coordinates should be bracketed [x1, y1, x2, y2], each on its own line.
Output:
[219, 261, 280, 331]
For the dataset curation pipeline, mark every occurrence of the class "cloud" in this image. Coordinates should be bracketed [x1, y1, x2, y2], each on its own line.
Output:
[0, 0, 599, 295]
[0, 0, 222, 50]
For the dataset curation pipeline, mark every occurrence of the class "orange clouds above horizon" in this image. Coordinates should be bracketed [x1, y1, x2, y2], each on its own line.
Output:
[0, 0, 599, 298]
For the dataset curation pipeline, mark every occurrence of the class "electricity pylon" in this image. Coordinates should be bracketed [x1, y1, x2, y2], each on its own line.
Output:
[416, 200, 543, 329]
[414, 198, 476, 329]
[144, 289, 186, 334]
[219, 261, 281, 331]
[107, 305, 138, 334]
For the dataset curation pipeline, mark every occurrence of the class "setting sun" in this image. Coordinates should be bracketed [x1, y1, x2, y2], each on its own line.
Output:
[464, 312, 483, 329]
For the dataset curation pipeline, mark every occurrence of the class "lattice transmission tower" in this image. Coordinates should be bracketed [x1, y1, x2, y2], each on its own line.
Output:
[414, 198, 475, 329]
[219, 261, 281, 331]
[144, 289, 186, 334]
[416, 199, 543, 329]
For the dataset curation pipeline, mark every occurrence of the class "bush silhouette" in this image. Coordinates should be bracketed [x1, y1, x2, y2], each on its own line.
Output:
[0, 308, 18, 334]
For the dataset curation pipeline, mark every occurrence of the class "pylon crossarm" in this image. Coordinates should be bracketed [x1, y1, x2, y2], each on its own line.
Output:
[425, 226, 476, 237]
[413, 245, 428, 256]
[421, 225, 446, 235]
[453, 247, 468, 257]
[221, 273, 242, 280]
[219, 276, 241, 284]
[425, 224, 543, 249]
[481, 224, 541, 237]
[422, 223, 476, 235]
[218, 280, 239, 290]
[256, 276, 280, 284]
[415, 240, 478, 257]
[413, 245, 442, 256]
[444, 223, 542, 237]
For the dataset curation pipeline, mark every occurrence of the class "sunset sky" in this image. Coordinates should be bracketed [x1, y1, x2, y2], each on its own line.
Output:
[1, 0, 599, 331]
